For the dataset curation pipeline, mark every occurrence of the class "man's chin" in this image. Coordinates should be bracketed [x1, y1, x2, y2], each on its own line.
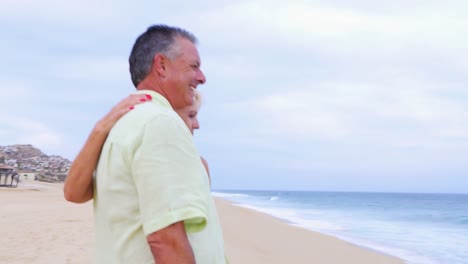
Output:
[185, 100, 194, 107]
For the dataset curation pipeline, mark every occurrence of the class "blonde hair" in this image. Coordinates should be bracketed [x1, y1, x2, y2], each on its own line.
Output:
[193, 90, 202, 111]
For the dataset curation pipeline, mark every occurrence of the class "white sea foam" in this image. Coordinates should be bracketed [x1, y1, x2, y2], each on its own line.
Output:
[211, 191, 249, 198]
[290, 219, 345, 232]
[235, 203, 439, 264]
[232, 203, 344, 232]
[214, 190, 468, 264]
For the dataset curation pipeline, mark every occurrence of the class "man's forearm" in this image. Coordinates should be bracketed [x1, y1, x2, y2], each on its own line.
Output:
[147, 222, 196, 264]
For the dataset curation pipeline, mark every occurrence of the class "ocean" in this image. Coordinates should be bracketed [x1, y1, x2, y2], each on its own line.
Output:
[213, 190, 468, 264]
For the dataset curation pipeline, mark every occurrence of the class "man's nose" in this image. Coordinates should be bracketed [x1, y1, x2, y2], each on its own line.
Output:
[197, 70, 206, 84]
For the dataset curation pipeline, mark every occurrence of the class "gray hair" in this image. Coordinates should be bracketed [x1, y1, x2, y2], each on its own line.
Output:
[129, 24, 197, 87]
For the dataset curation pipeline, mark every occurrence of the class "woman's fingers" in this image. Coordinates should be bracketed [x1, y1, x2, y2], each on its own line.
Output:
[96, 94, 153, 133]
[119, 94, 152, 110]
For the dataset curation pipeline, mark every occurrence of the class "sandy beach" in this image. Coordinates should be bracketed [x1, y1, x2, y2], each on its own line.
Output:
[0, 182, 404, 264]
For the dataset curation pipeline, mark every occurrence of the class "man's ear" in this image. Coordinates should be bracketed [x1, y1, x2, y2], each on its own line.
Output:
[153, 53, 167, 77]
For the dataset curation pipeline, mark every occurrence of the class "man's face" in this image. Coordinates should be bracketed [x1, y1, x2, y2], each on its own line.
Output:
[163, 37, 206, 110]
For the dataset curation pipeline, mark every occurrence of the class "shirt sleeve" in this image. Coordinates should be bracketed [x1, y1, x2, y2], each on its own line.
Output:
[131, 114, 210, 236]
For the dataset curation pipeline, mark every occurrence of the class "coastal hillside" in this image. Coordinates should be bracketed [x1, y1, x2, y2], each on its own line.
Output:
[0, 144, 71, 182]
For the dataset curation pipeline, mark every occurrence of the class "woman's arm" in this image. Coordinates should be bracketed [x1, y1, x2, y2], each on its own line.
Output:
[201, 157, 211, 187]
[63, 94, 152, 203]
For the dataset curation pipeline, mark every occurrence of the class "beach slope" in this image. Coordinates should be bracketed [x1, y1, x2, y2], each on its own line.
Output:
[0, 183, 403, 263]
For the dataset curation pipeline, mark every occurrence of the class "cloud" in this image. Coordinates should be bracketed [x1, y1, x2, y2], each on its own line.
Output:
[0, 0, 134, 28]
[0, 116, 64, 154]
[0, 79, 34, 97]
[218, 79, 468, 148]
[185, 0, 468, 53]
[47, 56, 130, 83]
[0, 78, 95, 158]
[1, 0, 467, 191]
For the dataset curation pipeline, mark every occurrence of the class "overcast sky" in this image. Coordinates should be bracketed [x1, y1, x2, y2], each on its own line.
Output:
[1, 0, 467, 193]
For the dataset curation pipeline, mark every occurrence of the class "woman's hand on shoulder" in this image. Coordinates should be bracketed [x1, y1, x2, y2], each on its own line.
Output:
[94, 93, 152, 134]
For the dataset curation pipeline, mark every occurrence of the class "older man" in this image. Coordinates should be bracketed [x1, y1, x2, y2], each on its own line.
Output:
[93, 25, 226, 263]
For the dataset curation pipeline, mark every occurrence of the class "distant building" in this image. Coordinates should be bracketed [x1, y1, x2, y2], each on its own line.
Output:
[18, 171, 37, 181]
[5, 159, 17, 165]
[57, 173, 67, 182]
[0, 164, 18, 188]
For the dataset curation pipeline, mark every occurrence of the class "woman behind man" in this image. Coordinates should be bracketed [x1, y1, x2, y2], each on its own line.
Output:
[64, 90, 209, 203]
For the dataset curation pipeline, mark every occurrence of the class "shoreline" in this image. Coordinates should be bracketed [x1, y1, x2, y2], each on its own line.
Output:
[222, 198, 407, 262]
[1, 182, 404, 263]
[214, 197, 405, 264]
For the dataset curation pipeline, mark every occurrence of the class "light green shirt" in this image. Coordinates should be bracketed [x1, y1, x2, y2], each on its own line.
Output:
[93, 90, 226, 263]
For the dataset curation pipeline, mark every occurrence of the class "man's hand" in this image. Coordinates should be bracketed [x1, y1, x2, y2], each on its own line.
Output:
[146, 221, 196, 264]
